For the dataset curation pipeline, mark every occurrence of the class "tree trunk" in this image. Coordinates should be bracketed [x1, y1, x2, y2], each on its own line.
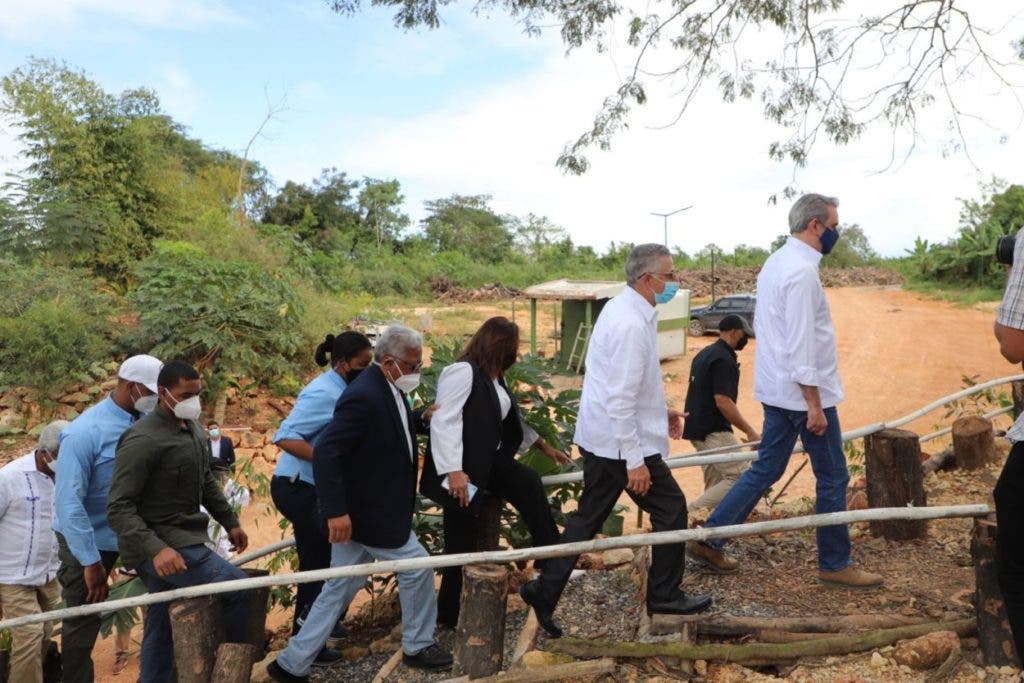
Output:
[971, 515, 1022, 667]
[545, 619, 976, 666]
[952, 416, 996, 470]
[169, 595, 225, 683]
[242, 568, 270, 663]
[454, 563, 509, 678]
[473, 496, 502, 552]
[1012, 380, 1024, 419]
[696, 613, 925, 637]
[210, 642, 257, 683]
[864, 429, 927, 540]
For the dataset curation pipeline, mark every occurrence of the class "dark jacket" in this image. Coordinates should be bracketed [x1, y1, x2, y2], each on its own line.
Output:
[312, 363, 418, 549]
[420, 362, 523, 507]
[208, 435, 236, 474]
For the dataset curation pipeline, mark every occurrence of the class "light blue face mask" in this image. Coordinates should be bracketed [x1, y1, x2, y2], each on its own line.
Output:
[655, 281, 680, 305]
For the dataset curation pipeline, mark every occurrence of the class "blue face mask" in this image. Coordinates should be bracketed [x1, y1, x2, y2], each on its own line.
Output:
[820, 226, 841, 255]
[655, 281, 680, 305]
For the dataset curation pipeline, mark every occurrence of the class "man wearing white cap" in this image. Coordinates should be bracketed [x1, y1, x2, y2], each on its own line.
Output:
[54, 353, 162, 683]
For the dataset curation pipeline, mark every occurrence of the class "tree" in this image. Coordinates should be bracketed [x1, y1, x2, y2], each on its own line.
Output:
[260, 168, 362, 250]
[512, 213, 568, 259]
[422, 194, 515, 263]
[357, 177, 410, 252]
[327, 1, 1020, 185]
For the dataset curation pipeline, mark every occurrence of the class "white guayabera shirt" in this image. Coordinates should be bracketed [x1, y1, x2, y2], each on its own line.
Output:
[997, 235, 1024, 443]
[0, 453, 60, 585]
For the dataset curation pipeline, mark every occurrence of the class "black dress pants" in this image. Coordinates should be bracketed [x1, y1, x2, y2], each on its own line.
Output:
[995, 440, 1024, 664]
[537, 450, 688, 609]
[56, 533, 120, 683]
[436, 458, 560, 626]
[271, 476, 334, 633]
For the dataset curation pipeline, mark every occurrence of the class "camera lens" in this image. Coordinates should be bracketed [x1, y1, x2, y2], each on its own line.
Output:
[997, 235, 1015, 265]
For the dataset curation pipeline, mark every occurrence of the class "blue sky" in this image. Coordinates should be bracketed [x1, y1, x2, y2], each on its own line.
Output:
[2, 1, 1024, 258]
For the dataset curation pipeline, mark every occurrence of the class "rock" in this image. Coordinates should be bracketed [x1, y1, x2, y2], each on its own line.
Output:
[576, 552, 604, 570]
[239, 431, 262, 448]
[846, 490, 868, 511]
[694, 660, 707, 675]
[521, 650, 575, 668]
[999, 665, 1020, 676]
[341, 646, 369, 661]
[892, 630, 960, 670]
[601, 548, 634, 567]
[61, 391, 91, 405]
[261, 444, 279, 463]
[870, 651, 886, 667]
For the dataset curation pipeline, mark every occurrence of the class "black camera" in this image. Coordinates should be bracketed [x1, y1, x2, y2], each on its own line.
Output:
[998, 235, 1016, 265]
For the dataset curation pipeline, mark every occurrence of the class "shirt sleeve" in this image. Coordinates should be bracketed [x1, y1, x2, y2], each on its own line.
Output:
[429, 363, 474, 476]
[0, 473, 11, 521]
[603, 319, 651, 470]
[781, 270, 823, 387]
[710, 358, 739, 400]
[997, 236, 1024, 329]
[54, 429, 102, 566]
[518, 418, 540, 454]
[106, 431, 167, 565]
[273, 381, 334, 445]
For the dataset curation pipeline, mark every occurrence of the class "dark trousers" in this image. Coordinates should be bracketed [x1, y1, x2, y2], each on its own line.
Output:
[271, 476, 335, 633]
[436, 459, 559, 625]
[138, 545, 250, 683]
[537, 450, 688, 608]
[56, 533, 119, 683]
[995, 441, 1024, 663]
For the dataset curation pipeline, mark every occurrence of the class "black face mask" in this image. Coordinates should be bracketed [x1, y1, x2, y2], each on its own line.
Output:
[735, 335, 749, 351]
[344, 367, 364, 383]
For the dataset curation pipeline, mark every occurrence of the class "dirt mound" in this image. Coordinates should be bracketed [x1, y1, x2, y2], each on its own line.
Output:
[676, 265, 903, 298]
[430, 275, 523, 302]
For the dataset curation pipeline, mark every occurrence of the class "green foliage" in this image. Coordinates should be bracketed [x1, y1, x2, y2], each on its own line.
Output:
[129, 241, 305, 378]
[422, 195, 515, 264]
[99, 577, 148, 639]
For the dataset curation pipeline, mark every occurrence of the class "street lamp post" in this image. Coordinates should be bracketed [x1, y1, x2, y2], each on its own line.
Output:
[650, 205, 693, 248]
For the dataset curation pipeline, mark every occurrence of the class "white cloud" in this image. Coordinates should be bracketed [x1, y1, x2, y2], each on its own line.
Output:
[152, 63, 201, 121]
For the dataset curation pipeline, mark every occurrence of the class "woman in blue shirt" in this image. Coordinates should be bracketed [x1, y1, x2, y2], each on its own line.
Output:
[271, 331, 372, 644]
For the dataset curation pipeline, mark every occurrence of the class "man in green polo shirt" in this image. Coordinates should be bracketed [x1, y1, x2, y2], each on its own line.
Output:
[107, 360, 251, 683]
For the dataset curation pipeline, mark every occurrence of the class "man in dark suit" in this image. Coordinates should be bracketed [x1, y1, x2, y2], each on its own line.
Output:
[205, 420, 236, 476]
[268, 326, 452, 683]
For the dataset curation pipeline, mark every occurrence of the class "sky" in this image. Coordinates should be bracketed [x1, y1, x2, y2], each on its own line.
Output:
[1, 1, 1023, 257]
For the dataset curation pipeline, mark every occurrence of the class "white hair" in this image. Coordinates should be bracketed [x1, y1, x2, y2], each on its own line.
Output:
[38, 420, 70, 454]
[789, 193, 839, 234]
[625, 243, 671, 285]
[374, 325, 423, 361]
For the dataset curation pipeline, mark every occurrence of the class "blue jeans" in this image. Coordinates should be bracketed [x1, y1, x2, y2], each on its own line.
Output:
[137, 544, 250, 683]
[704, 405, 852, 572]
[276, 531, 437, 676]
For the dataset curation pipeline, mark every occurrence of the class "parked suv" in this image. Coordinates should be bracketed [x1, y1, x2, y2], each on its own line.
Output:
[688, 294, 756, 337]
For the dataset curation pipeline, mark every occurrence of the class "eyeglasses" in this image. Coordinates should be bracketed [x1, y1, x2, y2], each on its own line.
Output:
[648, 270, 680, 281]
[390, 356, 423, 373]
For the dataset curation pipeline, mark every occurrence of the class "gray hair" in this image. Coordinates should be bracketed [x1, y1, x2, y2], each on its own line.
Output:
[625, 243, 671, 285]
[374, 325, 423, 362]
[38, 420, 70, 454]
[789, 193, 839, 234]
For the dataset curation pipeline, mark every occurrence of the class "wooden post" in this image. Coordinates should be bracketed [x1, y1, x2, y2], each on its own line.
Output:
[210, 643, 258, 683]
[864, 429, 927, 540]
[971, 516, 1021, 667]
[952, 416, 996, 470]
[473, 496, 502, 552]
[242, 568, 270, 663]
[454, 563, 509, 678]
[1012, 380, 1024, 419]
[169, 595, 225, 683]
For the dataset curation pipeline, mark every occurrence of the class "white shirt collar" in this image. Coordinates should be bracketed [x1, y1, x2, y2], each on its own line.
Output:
[624, 284, 658, 322]
[787, 235, 823, 265]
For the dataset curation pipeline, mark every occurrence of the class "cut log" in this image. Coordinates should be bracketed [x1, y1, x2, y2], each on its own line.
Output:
[1012, 380, 1024, 419]
[696, 613, 925, 636]
[242, 568, 270, 663]
[921, 448, 955, 476]
[509, 608, 540, 668]
[455, 563, 509, 678]
[473, 496, 502, 552]
[169, 595, 225, 683]
[951, 416, 996, 470]
[864, 429, 927, 540]
[971, 515, 1022, 667]
[440, 657, 616, 683]
[210, 642, 257, 683]
[371, 648, 404, 683]
[545, 618, 976, 666]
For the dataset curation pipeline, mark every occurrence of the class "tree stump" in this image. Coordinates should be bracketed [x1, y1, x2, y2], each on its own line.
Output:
[211, 642, 258, 683]
[473, 496, 502, 552]
[971, 516, 1021, 667]
[242, 568, 270, 663]
[454, 563, 509, 678]
[864, 428, 927, 540]
[952, 416, 996, 470]
[1012, 380, 1024, 419]
[169, 595, 225, 683]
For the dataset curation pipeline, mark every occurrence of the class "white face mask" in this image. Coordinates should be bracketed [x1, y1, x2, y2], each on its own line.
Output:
[393, 372, 421, 394]
[165, 392, 202, 421]
[134, 394, 158, 414]
[43, 456, 57, 475]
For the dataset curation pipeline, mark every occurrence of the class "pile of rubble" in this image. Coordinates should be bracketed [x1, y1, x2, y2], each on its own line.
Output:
[430, 276, 523, 302]
[677, 265, 903, 299]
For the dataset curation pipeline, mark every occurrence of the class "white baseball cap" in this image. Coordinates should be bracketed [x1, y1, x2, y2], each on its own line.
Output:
[118, 354, 163, 393]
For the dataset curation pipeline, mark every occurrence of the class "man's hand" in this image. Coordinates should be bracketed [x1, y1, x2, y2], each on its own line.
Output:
[84, 562, 110, 603]
[540, 442, 573, 467]
[227, 526, 248, 553]
[422, 403, 440, 422]
[743, 429, 761, 443]
[447, 470, 471, 508]
[806, 407, 827, 436]
[667, 409, 687, 440]
[152, 548, 188, 578]
[626, 464, 652, 497]
[328, 514, 352, 543]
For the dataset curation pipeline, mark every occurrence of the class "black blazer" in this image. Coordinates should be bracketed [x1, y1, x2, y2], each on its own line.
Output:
[420, 362, 524, 507]
[313, 363, 418, 549]
[208, 436, 235, 473]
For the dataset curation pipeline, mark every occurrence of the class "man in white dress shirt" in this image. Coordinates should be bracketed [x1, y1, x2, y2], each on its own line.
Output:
[0, 420, 69, 683]
[688, 193, 883, 588]
[519, 243, 712, 638]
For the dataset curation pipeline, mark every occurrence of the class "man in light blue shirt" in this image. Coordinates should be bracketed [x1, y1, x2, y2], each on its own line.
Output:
[55, 354, 161, 683]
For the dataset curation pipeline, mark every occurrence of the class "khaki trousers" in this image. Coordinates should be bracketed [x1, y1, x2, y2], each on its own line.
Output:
[0, 578, 62, 683]
[687, 431, 750, 513]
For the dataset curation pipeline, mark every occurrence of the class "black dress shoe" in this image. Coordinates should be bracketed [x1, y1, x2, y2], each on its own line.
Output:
[311, 646, 344, 668]
[402, 643, 454, 670]
[519, 579, 563, 638]
[646, 593, 713, 616]
[267, 660, 309, 683]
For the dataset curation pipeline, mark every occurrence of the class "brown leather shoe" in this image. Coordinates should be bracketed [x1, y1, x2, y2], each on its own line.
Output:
[687, 541, 739, 573]
[819, 566, 883, 589]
